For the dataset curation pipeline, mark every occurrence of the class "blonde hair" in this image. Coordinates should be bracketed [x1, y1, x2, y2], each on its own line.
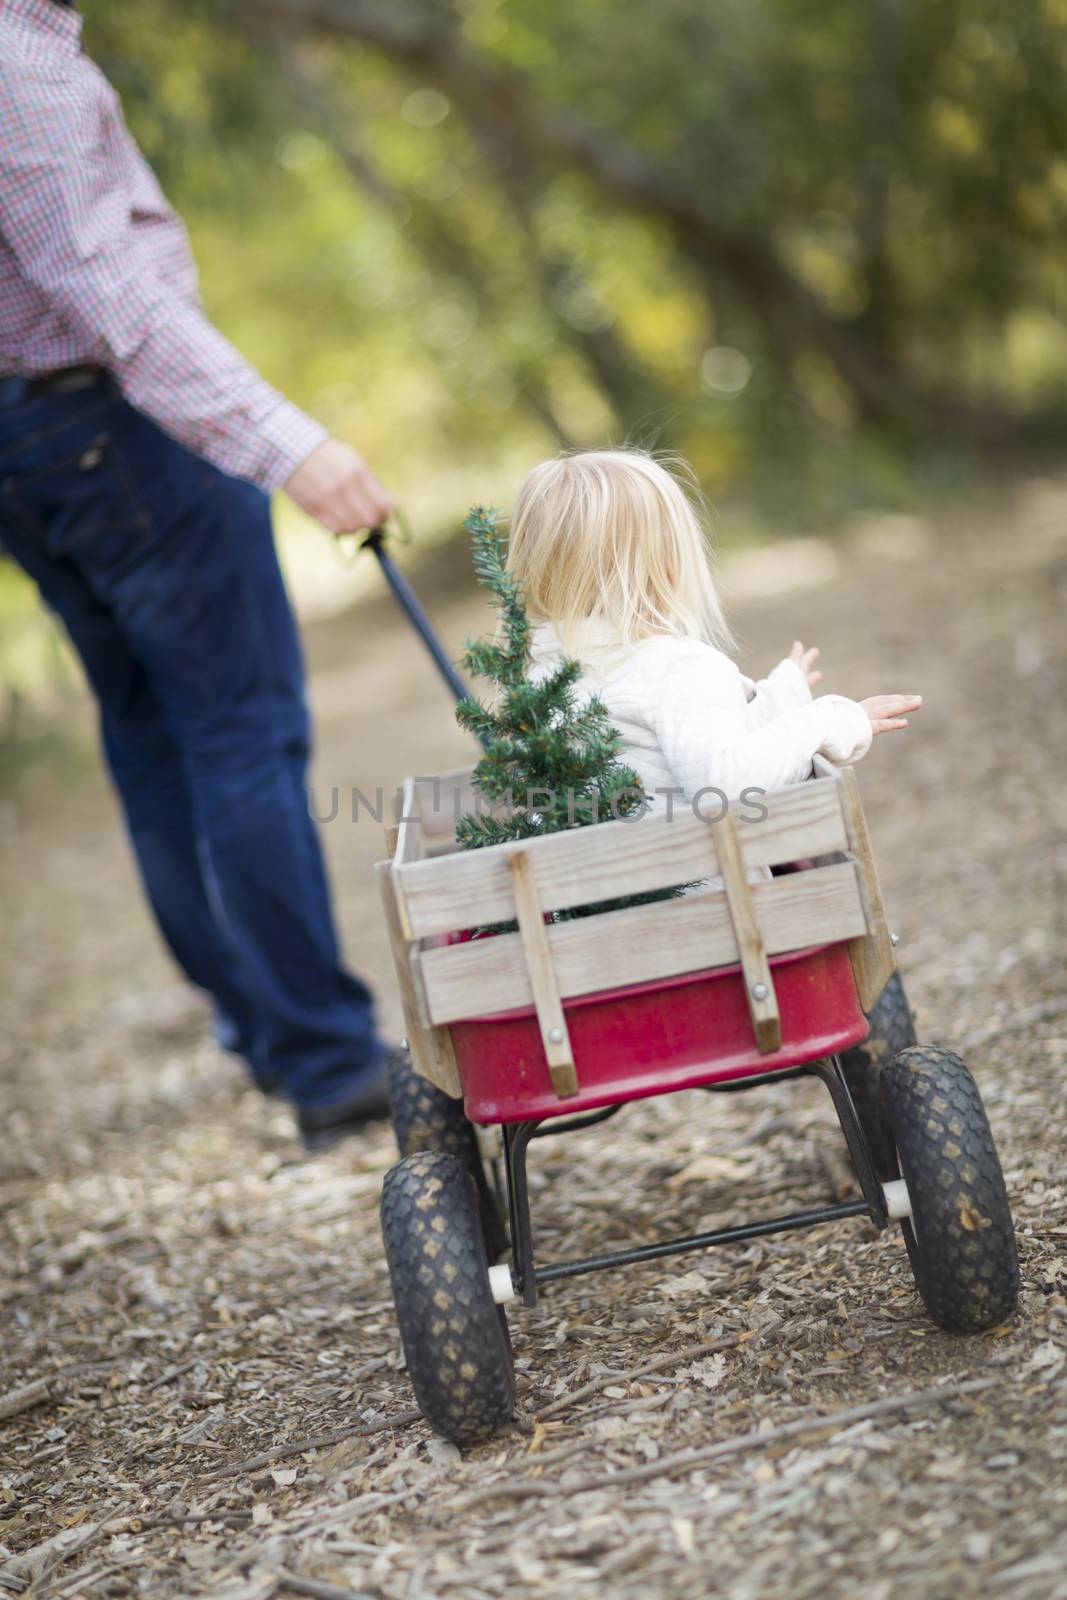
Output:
[507, 449, 733, 656]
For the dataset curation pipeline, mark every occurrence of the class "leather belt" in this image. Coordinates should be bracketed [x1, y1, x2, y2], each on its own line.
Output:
[0, 366, 109, 407]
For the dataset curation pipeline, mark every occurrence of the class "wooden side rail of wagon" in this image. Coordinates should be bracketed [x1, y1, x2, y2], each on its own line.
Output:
[378, 761, 896, 1105]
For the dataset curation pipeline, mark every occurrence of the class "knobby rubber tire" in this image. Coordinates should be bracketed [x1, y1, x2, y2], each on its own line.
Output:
[380, 1150, 516, 1447]
[840, 970, 917, 1180]
[387, 1048, 507, 1259]
[880, 1045, 1019, 1333]
[388, 1047, 475, 1162]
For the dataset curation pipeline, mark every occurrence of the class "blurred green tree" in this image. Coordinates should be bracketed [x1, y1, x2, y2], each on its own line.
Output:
[80, 0, 1067, 524]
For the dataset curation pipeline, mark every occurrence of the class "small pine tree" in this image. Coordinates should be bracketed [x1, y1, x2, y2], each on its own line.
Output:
[455, 506, 648, 855]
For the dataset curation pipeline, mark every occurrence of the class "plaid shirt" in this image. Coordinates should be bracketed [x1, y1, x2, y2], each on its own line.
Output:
[0, 0, 326, 490]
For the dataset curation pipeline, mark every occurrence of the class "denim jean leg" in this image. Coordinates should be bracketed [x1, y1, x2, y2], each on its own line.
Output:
[0, 440, 268, 1080]
[0, 389, 383, 1110]
[100, 704, 272, 1083]
[88, 409, 384, 1111]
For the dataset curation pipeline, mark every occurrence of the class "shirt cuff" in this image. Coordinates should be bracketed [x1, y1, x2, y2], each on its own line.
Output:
[814, 695, 873, 765]
[767, 657, 814, 708]
[254, 403, 329, 492]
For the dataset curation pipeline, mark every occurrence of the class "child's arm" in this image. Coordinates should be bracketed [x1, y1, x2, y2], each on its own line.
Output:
[745, 643, 822, 728]
[651, 644, 918, 802]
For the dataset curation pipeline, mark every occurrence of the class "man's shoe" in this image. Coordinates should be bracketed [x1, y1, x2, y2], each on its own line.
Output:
[296, 1057, 393, 1152]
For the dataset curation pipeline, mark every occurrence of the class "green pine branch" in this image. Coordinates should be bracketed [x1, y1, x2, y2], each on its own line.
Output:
[454, 503, 684, 918]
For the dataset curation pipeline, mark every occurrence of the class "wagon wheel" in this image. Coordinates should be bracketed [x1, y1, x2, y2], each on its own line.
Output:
[380, 1150, 516, 1447]
[387, 1047, 508, 1259]
[879, 1046, 1019, 1333]
[839, 970, 916, 1180]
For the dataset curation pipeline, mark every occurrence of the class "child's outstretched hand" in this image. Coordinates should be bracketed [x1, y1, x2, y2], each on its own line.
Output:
[861, 694, 923, 735]
[789, 640, 823, 689]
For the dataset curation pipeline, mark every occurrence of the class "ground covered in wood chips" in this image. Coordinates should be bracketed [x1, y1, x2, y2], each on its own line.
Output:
[2, 477, 1066, 1600]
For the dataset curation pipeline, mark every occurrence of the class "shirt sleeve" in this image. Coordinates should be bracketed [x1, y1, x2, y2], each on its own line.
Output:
[651, 642, 873, 801]
[0, 63, 326, 490]
[743, 657, 814, 727]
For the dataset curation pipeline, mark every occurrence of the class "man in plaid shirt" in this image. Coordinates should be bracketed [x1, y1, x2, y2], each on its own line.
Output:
[0, 0, 400, 1144]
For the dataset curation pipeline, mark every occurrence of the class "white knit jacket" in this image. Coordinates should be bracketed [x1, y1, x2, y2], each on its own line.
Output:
[529, 622, 872, 806]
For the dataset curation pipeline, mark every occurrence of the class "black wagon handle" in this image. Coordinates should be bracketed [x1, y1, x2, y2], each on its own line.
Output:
[361, 527, 473, 708]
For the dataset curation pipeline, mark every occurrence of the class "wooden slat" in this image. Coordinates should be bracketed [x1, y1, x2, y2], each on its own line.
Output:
[393, 776, 424, 871]
[376, 861, 463, 1098]
[411, 766, 478, 841]
[391, 777, 426, 940]
[418, 860, 867, 1025]
[425, 838, 464, 859]
[412, 767, 514, 857]
[507, 850, 579, 1098]
[396, 778, 847, 940]
[710, 811, 781, 1053]
[838, 765, 896, 1011]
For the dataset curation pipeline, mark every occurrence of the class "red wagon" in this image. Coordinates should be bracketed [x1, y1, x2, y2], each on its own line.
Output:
[376, 754, 1020, 1445]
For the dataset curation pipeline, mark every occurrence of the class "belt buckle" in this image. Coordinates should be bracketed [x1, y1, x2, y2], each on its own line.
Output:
[47, 366, 102, 397]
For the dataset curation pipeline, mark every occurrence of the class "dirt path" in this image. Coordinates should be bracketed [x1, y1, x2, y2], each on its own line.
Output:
[2, 478, 1066, 1599]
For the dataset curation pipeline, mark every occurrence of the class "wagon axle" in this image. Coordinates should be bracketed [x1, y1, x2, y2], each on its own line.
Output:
[493, 1056, 898, 1310]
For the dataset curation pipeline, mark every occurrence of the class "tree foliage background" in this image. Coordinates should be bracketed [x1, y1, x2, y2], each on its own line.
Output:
[80, 0, 1067, 532]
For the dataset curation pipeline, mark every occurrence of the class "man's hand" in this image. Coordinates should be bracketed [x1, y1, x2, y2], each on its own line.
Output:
[789, 639, 823, 689]
[861, 694, 923, 735]
[284, 439, 395, 535]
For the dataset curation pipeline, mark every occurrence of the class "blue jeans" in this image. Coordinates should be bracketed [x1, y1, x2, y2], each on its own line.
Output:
[0, 380, 384, 1111]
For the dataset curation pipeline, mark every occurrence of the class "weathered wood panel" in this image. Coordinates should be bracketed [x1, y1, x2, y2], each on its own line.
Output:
[396, 779, 848, 940]
[417, 860, 867, 1025]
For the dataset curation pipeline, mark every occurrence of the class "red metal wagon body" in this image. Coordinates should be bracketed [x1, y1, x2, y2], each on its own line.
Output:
[452, 941, 868, 1125]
